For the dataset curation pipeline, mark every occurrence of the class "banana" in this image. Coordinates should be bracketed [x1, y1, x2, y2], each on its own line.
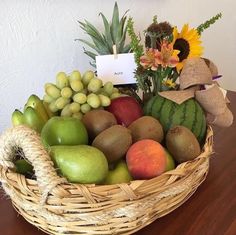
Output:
[24, 107, 46, 133]
[25, 94, 49, 122]
[11, 109, 25, 126]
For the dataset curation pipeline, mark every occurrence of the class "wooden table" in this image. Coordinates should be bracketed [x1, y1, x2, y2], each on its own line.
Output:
[0, 91, 236, 235]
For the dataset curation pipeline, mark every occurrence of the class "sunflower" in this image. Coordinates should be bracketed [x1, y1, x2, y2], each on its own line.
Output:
[173, 24, 203, 72]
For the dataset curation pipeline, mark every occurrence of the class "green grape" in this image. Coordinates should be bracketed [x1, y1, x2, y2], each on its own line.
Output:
[98, 94, 111, 107]
[70, 70, 81, 81]
[43, 94, 54, 103]
[56, 72, 69, 89]
[46, 84, 61, 99]
[82, 70, 95, 85]
[112, 87, 119, 93]
[87, 94, 101, 109]
[103, 81, 114, 95]
[55, 97, 70, 109]
[61, 104, 72, 117]
[110, 92, 121, 99]
[73, 93, 87, 104]
[61, 87, 73, 98]
[44, 83, 54, 90]
[69, 102, 81, 113]
[87, 78, 103, 93]
[99, 89, 109, 97]
[80, 88, 88, 95]
[49, 100, 59, 113]
[70, 80, 84, 92]
[72, 112, 83, 120]
[80, 103, 91, 114]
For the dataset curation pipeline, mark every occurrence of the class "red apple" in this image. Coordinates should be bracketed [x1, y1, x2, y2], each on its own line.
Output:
[106, 96, 143, 127]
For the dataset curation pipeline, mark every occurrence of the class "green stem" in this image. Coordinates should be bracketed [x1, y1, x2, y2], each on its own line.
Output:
[152, 70, 162, 95]
[152, 74, 157, 95]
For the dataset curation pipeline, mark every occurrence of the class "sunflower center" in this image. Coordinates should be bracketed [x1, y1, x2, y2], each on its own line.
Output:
[174, 38, 190, 61]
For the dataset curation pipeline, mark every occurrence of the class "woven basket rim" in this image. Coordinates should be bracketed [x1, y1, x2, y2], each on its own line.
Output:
[0, 125, 213, 196]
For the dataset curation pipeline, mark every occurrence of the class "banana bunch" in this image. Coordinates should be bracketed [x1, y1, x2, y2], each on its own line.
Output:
[11, 94, 55, 133]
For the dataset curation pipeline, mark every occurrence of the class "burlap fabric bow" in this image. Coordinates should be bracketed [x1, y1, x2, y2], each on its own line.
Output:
[158, 58, 233, 127]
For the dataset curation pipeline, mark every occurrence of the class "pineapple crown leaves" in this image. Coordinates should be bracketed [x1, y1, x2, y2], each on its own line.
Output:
[76, 1, 131, 66]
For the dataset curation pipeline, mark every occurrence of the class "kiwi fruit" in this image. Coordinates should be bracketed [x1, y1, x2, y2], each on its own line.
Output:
[166, 125, 201, 163]
[92, 125, 132, 163]
[128, 116, 164, 143]
[82, 110, 117, 141]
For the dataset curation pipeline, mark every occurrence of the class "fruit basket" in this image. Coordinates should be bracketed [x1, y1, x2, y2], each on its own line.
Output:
[0, 4, 233, 235]
[0, 125, 213, 235]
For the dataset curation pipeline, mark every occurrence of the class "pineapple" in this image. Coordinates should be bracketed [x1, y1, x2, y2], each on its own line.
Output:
[77, 2, 131, 67]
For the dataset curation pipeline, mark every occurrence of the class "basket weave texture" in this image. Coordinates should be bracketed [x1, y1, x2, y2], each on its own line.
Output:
[0, 125, 213, 235]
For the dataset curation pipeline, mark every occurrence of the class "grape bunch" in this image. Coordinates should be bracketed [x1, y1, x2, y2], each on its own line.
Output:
[43, 70, 121, 119]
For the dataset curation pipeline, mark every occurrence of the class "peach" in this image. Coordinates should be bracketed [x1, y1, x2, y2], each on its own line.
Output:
[126, 139, 166, 179]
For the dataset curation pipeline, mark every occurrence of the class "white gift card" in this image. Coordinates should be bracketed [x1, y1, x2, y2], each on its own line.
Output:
[96, 53, 137, 85]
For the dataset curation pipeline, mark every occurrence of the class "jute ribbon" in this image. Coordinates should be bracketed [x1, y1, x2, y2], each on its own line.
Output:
[159, 58, 233, 127]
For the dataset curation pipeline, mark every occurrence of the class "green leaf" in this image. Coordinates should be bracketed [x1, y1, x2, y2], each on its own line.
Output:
[122, 44, 132, 53]
[116, 12, 129, 48]
[90, 36, 111, 54]
[79, 20, 109, 50]
[84, 20, 105, 42]
[110, 2, 120, 43]
[78, 39, 98, 51]
[101, 34, 113, 53]
[79, 21, 104, 44]
[89, 61, 96, 68]
[78, 39, 108, 55]
[118, 21, 128, 52]
[83, 48, 97, 60]
[79, 22, 111, 54]
[99, 12, 114, 52]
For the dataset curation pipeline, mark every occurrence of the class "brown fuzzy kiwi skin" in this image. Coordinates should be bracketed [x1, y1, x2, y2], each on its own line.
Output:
[92, 125, 132, 163]
[128, 116, 164, 143]
[82, 110, 117, 141]
[166, 125, 201, 163]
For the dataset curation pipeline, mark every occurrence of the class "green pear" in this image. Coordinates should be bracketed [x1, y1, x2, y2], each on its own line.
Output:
[164, 149, 176, 172]
[103, 160, 133, 185]
[50, 145, 108, 184]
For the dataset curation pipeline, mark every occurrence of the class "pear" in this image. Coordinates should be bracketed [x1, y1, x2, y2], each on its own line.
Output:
[103, 160, 133, 185]
[50, 145, 108, 184]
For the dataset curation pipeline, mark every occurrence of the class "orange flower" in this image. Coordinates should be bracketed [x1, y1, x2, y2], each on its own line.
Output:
[140, 42, 179, 70]
[140, 48, 160, 71]
[156, 40, 179, 68]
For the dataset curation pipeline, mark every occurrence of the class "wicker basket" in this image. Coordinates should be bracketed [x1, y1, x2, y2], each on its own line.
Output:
[0, 125, 213, 235]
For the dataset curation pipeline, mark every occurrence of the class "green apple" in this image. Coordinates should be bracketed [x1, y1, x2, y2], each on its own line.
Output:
[41, 116, 88, 147]
[164, 149, 176, 171]
[50, 145, 108, 184]
[103, 160, 133, 185]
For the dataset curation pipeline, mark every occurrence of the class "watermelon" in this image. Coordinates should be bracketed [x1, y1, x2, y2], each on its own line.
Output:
[143, 95, 207, 144]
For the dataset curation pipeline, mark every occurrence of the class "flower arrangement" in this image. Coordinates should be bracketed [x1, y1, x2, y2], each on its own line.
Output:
[127, 13, 222, 100]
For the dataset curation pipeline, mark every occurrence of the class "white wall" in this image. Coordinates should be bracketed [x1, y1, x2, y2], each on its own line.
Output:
[1, 0, 235, 132]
